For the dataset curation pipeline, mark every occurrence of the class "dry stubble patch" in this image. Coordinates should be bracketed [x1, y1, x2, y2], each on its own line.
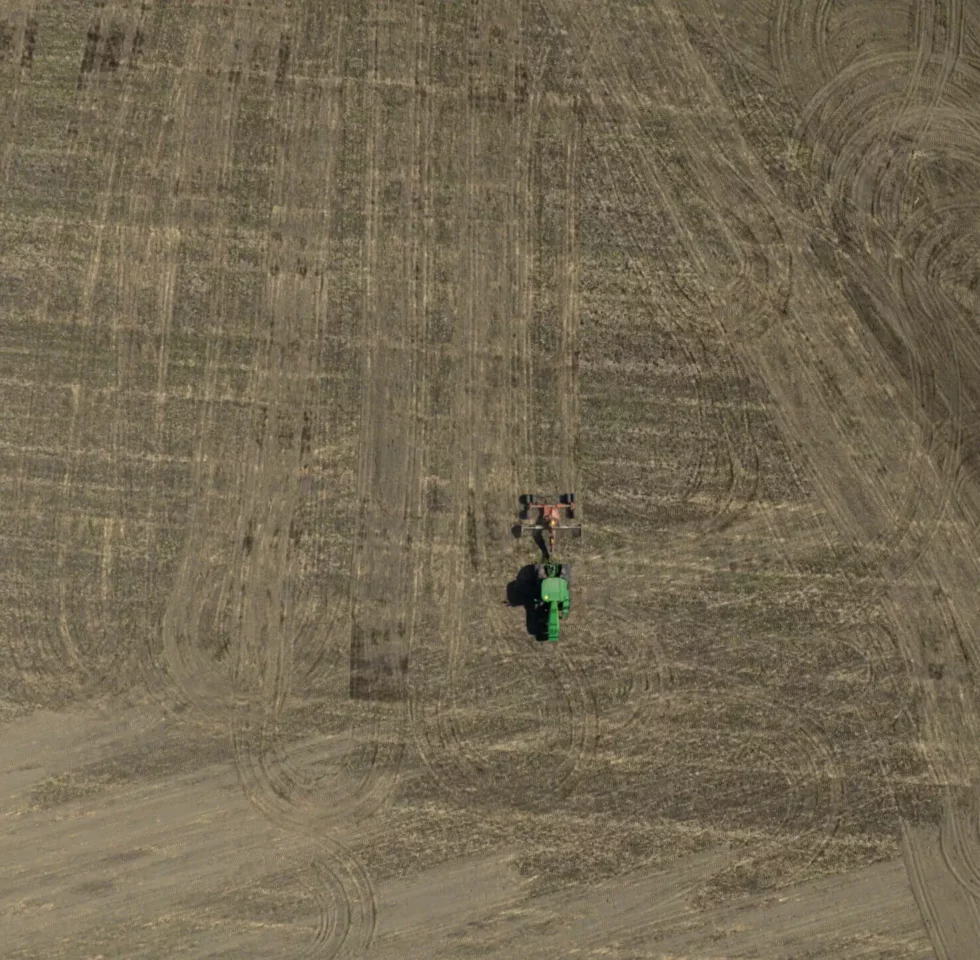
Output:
[571, 597, 674, 745]
[647, 3, 795, 345]
[138, 6, 387, 952]
[903, 811, 980, 960]
[745, 15, 980, 891]
[726, 91, 969, 586]
[591, 0, 963, 595]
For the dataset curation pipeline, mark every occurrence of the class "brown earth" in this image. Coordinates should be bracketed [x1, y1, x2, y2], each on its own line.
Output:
[2, 1, 979, 957]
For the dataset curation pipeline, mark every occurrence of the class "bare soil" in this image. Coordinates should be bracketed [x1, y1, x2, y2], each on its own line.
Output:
[2, 1, 979, 957]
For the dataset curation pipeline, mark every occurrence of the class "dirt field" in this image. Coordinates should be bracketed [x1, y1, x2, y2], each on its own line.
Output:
[3, 1, 980, 957]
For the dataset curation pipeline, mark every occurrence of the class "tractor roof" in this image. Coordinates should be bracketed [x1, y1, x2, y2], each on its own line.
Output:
[541, 577, 568, 602]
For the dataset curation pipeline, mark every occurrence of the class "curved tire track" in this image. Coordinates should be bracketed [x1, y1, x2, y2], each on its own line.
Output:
[939, 788, 980, 904]
[585, 605, 674, 742]
[783, 50, 974, 582]
[271, 838, 377, 960]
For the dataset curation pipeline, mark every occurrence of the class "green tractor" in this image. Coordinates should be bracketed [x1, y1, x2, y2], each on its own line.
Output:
[513, 494, 578, 642]
[535, 560, 571, 643]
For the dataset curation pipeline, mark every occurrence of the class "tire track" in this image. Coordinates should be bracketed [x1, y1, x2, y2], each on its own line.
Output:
[4, 0, 151, 703]
[556, 92, 581, 501]
[230, 49, 345, 718]
[410, 0, 522, 798]
[939, 786, 980, 905]
[190, 7, 383, 949]
[764, 0, 966, 273]
[904, 0, 964, 148]
[406, 0, 482, 795]
[161, 5, 283, 720]
[686, 6, 980, 920]
[783, 50, 973, 582]
[731, 41, 980, 584]
[584, 605, 674, 743]
[40, 0, 139, 695]
[223, 3, 402, 833]
[903, 818, 980, 960]
[541, 0, 768, 535]
[3, 6, 381, 954]
[135, 26, 206, 705]
[903, 821, 957, 960]
[775, 613, 911, 829]
[77, 2, 178, 706]
[273, 837, 377, 960]
[769, 0, 869, 101]
[408, 0, 598, 809]
[514, 39, 548, 495]
[649, 5, 794, 532]
[574, 147, 716, 516]
[474, 26, 598, 802]
[616, 0, 794, 352]
[584, 129, 762, 532]
[536, 74, 602, 794]
[811, 0, 837, 81]
[285, 0, 430, 827]
[767, 0, 941, 105]
[276, 16, 361, 696]
[891, 531, 980, 952]
[0, 1, 37, 199]
[346, 0, 429, 709]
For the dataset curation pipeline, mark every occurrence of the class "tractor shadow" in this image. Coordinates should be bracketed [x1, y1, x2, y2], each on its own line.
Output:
[505, 563, 547, 641]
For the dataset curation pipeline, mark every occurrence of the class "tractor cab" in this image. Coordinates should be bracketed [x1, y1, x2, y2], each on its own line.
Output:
[540, 576, 568, 605]
[537, 565, 571, 642]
